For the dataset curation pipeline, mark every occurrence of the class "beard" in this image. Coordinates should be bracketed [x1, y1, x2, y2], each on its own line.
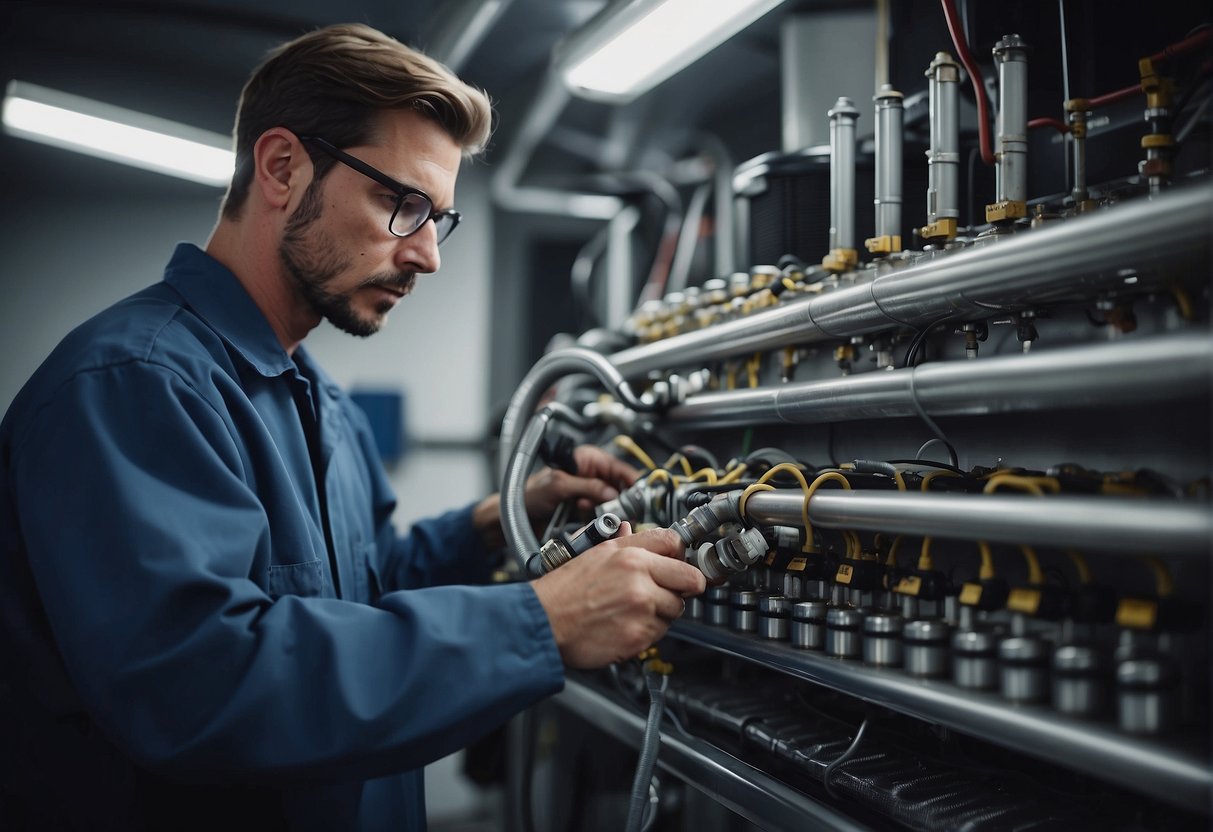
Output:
[278, 180, 416, 337]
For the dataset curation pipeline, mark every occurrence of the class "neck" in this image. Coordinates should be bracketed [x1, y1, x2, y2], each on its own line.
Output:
[205, 215, 319, 355]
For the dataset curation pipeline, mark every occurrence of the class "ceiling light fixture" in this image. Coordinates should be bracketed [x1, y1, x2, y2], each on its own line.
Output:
[555, 0, 786, 104]
[2, 81, 234, 187]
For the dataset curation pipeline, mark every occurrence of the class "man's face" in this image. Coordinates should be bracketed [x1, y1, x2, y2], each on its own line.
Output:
[278, 109, 462, 337]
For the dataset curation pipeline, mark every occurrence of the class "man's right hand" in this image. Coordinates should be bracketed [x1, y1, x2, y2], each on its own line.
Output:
[530, 524, 707, 668]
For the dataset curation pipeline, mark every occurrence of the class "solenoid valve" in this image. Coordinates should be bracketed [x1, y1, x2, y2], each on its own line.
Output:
[691, 526, 770, 584]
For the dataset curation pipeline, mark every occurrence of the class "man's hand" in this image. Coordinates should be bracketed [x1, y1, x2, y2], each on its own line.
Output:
[530, 524, 707, 668]
[524, 444, 640, 520]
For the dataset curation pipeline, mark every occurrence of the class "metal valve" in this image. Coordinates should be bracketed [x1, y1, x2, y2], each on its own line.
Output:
[527, 513, 622, 577]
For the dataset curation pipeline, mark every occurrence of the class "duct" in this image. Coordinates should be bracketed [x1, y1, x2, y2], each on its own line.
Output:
[490, 73, 623, 219]
[606, 181, 1213, 378]
[743, 490, 1213, 555]
[663, 331, 1212, 427]
[421, 0, 514, 73]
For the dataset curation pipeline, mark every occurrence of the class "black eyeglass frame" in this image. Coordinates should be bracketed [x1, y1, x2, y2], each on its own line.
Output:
[299, 135, 461, 245]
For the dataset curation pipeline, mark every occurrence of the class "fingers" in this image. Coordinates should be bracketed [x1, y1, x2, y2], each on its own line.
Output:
[573, 444, 641, 489]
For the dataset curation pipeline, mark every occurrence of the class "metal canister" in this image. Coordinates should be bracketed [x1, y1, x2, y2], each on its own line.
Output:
[825, 607, 865, 658]
[903, 619, 951, 677]
[1116, 654, 1177, 735]
[704, 585, 731, 626]
[863, 612, 903, 667]
[998, 635, 1048, 703]
[686, 594, 704, 621]
[782, 572, 805, 601]
[1052, 644, 1106, 718]
[952, 629, 999, 690]
[791, 600, 828, 650]
[759, 595, 790, 640]
[731, 589, 759, 633]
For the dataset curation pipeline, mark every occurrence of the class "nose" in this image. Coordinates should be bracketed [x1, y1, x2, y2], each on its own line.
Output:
[393, 220, 441, 274]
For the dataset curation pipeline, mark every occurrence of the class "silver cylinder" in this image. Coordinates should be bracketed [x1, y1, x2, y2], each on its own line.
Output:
[1117, 655, 1177, 735]
[924, 52, 961, 230]
[999, 635, 1049, 703]
[903, 619, 951, 677]
[993, 34, 1029, 206]
[873, 85, 904, 242]
[687, 594, 705, 621]
[731, 589, 759, 633]
[1052, 643, 1106, 719]
[782, 572, 805, 601]
[825, 607, 865, 658]
[828, 96, 860, 252]
[863, 612, 904, 667]
[759, 595, 791, 640]
[791, 600, 829, 650]
[705, 585, 731, 626]
[952, 628, 1000, 690]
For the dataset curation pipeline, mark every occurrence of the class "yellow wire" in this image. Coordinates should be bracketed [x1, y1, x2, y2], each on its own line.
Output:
[1020, 545, 1044, 585]
[646, 468, 675, 487]
[892, 470, 907, 491]
[719, 462, 748, 484]
[983, 474, 1061, 495]
[613, 435, 658, 471]
[661, 453, 694, 477]
[746, 353, 763, 388]
[1170, 284, 1194, 320]
[802, 471, 860, 555]
[1142, 555, 1174, 597]
[684, 467, 718, 485]
[884, 535, 904, 567]
[725, 363, 738, 390]
[921, 470, 961, 492]
[1066, 549, 1092, 585]
[918, 536, 934, 571]
[977, 541, 996, 581]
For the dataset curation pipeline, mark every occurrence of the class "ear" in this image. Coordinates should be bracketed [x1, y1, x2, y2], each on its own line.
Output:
[251, 128, 313, 211]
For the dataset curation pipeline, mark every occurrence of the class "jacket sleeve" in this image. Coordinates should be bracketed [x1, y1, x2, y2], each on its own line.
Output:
[11, 361, 564, 783]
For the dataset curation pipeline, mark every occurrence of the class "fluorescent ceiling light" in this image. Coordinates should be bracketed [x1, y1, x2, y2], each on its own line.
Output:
[2, 81, 234, 187]
[556, 0, 786, 103]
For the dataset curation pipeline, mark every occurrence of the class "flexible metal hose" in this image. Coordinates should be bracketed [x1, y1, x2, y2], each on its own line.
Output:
[626, 668, 668, 832]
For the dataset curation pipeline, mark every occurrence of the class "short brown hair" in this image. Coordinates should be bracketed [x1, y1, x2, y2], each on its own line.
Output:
[221, 23, 493, 218]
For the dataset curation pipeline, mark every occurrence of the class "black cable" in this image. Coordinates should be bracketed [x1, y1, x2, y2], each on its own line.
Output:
[886, 458, 967, 474]
[902, 314, 952, 368]
[907, 372, 959, 468]
[823, 717, 870, 800]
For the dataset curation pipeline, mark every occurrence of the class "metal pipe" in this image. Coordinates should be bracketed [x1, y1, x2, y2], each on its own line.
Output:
[662, 332, 1211, 427]
[867, 84, 904, 254]
[922, 52, 961, 241]
[823, 97, 860, 273]
[987, 34, 1030, 223]
[744, 490, 1213, 556]
[606, 182, 1212, 378]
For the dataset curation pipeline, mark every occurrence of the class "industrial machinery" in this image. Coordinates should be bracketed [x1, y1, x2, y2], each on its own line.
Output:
[497, 3, 1212, 829]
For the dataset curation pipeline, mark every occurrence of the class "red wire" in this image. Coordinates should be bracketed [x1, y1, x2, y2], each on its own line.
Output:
[940, 0, 994, 165]
[1028, 117, 1069, 133]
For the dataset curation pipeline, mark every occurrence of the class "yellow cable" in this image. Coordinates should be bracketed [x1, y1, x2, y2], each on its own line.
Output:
[918, 536, 934, 571]
[725, 363, 738, 390]
[646, 468, 675, 487]
[1170, 284, 1194, 321]
[746, 353, 763, 388]
[1142, 555, 1174, 597]
[684, 467, 718, 485]
[884, 535, 904, 568]
[920, 470, 961, 492]
[978, 541, 996, 581]
[983, 474, 1061, 495]
[613, 435, 658, 471]
[802, 471, 860, 555]
[719, 462, 748, 484]
[1066, 549, 1092, 585]
[892, 469, 907, 491]
[1020, 545, 1044, 585]
[738, 482, 775, 522]
[659, 453, 693, 477]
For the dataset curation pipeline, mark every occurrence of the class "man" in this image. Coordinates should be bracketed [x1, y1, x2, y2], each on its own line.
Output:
[0, 22, 706, 831]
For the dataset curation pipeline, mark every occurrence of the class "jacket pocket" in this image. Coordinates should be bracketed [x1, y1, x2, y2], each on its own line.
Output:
[266, 559, 326, 598]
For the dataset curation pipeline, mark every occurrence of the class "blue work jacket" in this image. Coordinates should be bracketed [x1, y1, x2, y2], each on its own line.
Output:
[0, 243, 564, 830]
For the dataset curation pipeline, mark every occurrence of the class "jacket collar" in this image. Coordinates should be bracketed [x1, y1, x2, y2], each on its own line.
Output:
[162, 242, 295, 377]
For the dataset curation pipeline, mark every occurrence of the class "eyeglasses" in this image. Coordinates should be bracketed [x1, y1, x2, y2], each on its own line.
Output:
[299, 136, 461, 245]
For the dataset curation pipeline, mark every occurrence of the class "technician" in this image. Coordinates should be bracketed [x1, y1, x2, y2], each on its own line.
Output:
[0, 22, 706, 831]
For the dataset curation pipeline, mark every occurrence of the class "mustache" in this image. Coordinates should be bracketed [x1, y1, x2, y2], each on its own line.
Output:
[364, 272, 416, 295]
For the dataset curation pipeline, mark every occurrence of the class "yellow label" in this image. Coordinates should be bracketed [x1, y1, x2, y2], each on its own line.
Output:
[1116, 598, 1158, 630]
[1006, 588, 1042, 615]
[835, 564, 854, 585]
[894, 575, 922, 596]
[959, 583, 983, 606]
[787, 557, 808, 572]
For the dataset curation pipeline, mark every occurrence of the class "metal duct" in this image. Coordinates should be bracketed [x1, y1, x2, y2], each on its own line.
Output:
[606, 182, 1213, 378]
[743, 490, 1213, 555]
[663, 331, 1212, 427]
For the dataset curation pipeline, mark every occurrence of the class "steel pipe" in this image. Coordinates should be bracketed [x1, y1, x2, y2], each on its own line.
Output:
[663, 332, 1212, 427]
[606, 182, 1213, 378]
[744, 490, 1213, 556]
